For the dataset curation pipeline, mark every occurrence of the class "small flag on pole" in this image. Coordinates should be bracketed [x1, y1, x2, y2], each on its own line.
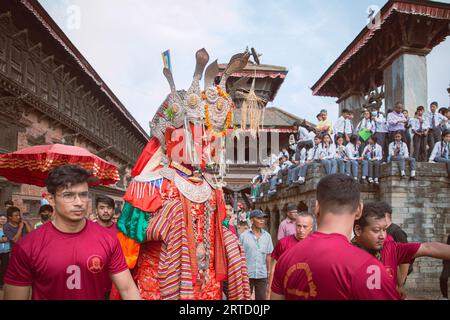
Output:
[162, 49, 172, 71]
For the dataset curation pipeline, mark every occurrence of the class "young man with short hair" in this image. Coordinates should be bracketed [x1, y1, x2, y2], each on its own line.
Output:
[353, 202, 450, 299]
[426, 101, 446, 157]
[34, 205, 54, 229]
[3, 165, 140, 300]
[3, 207, 31, 249]
[334, 109, 349, 144]
[271, 174, 400, 300]
[95, 195, 117, 236]
[267, 212, 314, 299]
[239, 209, 273, 300]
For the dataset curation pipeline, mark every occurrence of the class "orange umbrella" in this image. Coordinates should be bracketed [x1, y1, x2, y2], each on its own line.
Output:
[0, 144, 120, 187]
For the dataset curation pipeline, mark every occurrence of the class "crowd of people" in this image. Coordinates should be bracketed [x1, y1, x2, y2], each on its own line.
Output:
[0, 165, 448, 300]
[244, 175, 450, 300]
[251, 102, 450, 200]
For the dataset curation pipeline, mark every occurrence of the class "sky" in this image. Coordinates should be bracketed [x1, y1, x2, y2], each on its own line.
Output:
[39, 0, 450, 133]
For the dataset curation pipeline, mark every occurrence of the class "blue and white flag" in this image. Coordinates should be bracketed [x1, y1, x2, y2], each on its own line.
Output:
[162, 49, 172, 71]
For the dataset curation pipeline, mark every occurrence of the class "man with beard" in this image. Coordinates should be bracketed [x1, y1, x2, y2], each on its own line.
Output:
[95, 195, 117, 237]
[34, 205, 54, 229]
[353, 202, 450, 299]
[267, 212, 314, 299]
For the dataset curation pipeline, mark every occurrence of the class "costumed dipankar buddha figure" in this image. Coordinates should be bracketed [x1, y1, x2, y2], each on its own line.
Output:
[111, 49, 251, 300]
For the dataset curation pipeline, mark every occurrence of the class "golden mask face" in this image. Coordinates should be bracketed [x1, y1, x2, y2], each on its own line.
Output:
[216, 98, 224, 111]
[172, 103, 179, 113]
[189, 94, 198, 107]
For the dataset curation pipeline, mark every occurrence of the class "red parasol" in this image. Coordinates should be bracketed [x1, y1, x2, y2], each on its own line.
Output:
[0, 144, 120, 187]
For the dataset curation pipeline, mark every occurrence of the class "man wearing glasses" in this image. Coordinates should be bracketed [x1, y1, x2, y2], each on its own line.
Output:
[3, 165, 141, 300]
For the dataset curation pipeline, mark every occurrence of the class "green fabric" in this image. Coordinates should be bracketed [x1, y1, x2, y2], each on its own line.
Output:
[358, 128, 372, 142]
[117, 202, 150, 243]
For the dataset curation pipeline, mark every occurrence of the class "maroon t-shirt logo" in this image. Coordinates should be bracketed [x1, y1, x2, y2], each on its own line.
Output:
[87, 255, 104, 274]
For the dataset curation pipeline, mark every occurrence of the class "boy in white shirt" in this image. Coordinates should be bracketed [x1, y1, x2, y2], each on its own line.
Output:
[290, 141, 313, 186]
[388, 131, 417, 180]
[426, 101, 447, 158]
[429, 130, 450, 178]
[345, 135, 363, 180]
[361, 135, 383, 185]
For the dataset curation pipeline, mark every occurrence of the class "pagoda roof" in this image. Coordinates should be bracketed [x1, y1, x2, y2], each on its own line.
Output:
[311, 0, 450, 99]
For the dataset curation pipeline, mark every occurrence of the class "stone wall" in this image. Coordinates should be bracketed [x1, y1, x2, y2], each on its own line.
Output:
[255, 162, 450, 297]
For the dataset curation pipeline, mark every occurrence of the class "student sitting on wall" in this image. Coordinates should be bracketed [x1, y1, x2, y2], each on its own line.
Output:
[388, 131, 417, 180]
[429, 129, 450, 179]
[345, 135, 363, 181]
[318, 133, 337, 175]
[361, 135, 383, 185]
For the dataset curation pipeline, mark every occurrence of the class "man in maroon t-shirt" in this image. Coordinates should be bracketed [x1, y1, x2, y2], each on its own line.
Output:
[95, 195, 118, 237]
[271, 174, 400, 300]
[95, 195, 119, 299]
[353, 202, 450, 299]
[267, 212, 314, 298]
[3, 165, 141, 300]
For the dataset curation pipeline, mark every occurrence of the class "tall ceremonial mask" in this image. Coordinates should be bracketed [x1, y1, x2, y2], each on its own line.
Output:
[112, 49, 252, 300]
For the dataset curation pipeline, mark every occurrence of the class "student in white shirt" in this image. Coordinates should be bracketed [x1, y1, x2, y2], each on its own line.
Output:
[345, 135, 363, 180]
[426, 101, 447, 158]
[429, 130, 450, 178]
[356, 109, 376, 152]
[319, 134, 337, 175]
[361, 135, 383, 185]
[373, 106, 388, 161]
[297, 125, 310, 142]
[334, 135, 349, 175]
[411, 106, 429, 162]
[306, 135, 322, 163]
[290, 141, 313, 186]
[268, 159, 281, 195]
[334, 109, 347, 144]
[388, 131, 417, 180]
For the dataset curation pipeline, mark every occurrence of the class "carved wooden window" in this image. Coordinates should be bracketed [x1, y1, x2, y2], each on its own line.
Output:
[0, 34, 7, 74]
[63, 89, 73, 117]
[80, 99, 87, 127]
[40, 70, 49, 101]
[9, 45, 23, 83]
[26, 59, 37, 93]
[49, 77, 59, 108]
[73, 97, 81, 123]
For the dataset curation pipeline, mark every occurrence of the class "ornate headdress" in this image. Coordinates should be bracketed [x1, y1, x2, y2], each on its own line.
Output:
[145, 48, 250, 178]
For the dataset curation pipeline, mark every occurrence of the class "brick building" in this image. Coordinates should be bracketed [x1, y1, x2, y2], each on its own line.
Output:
[0, 0, 148, 220]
